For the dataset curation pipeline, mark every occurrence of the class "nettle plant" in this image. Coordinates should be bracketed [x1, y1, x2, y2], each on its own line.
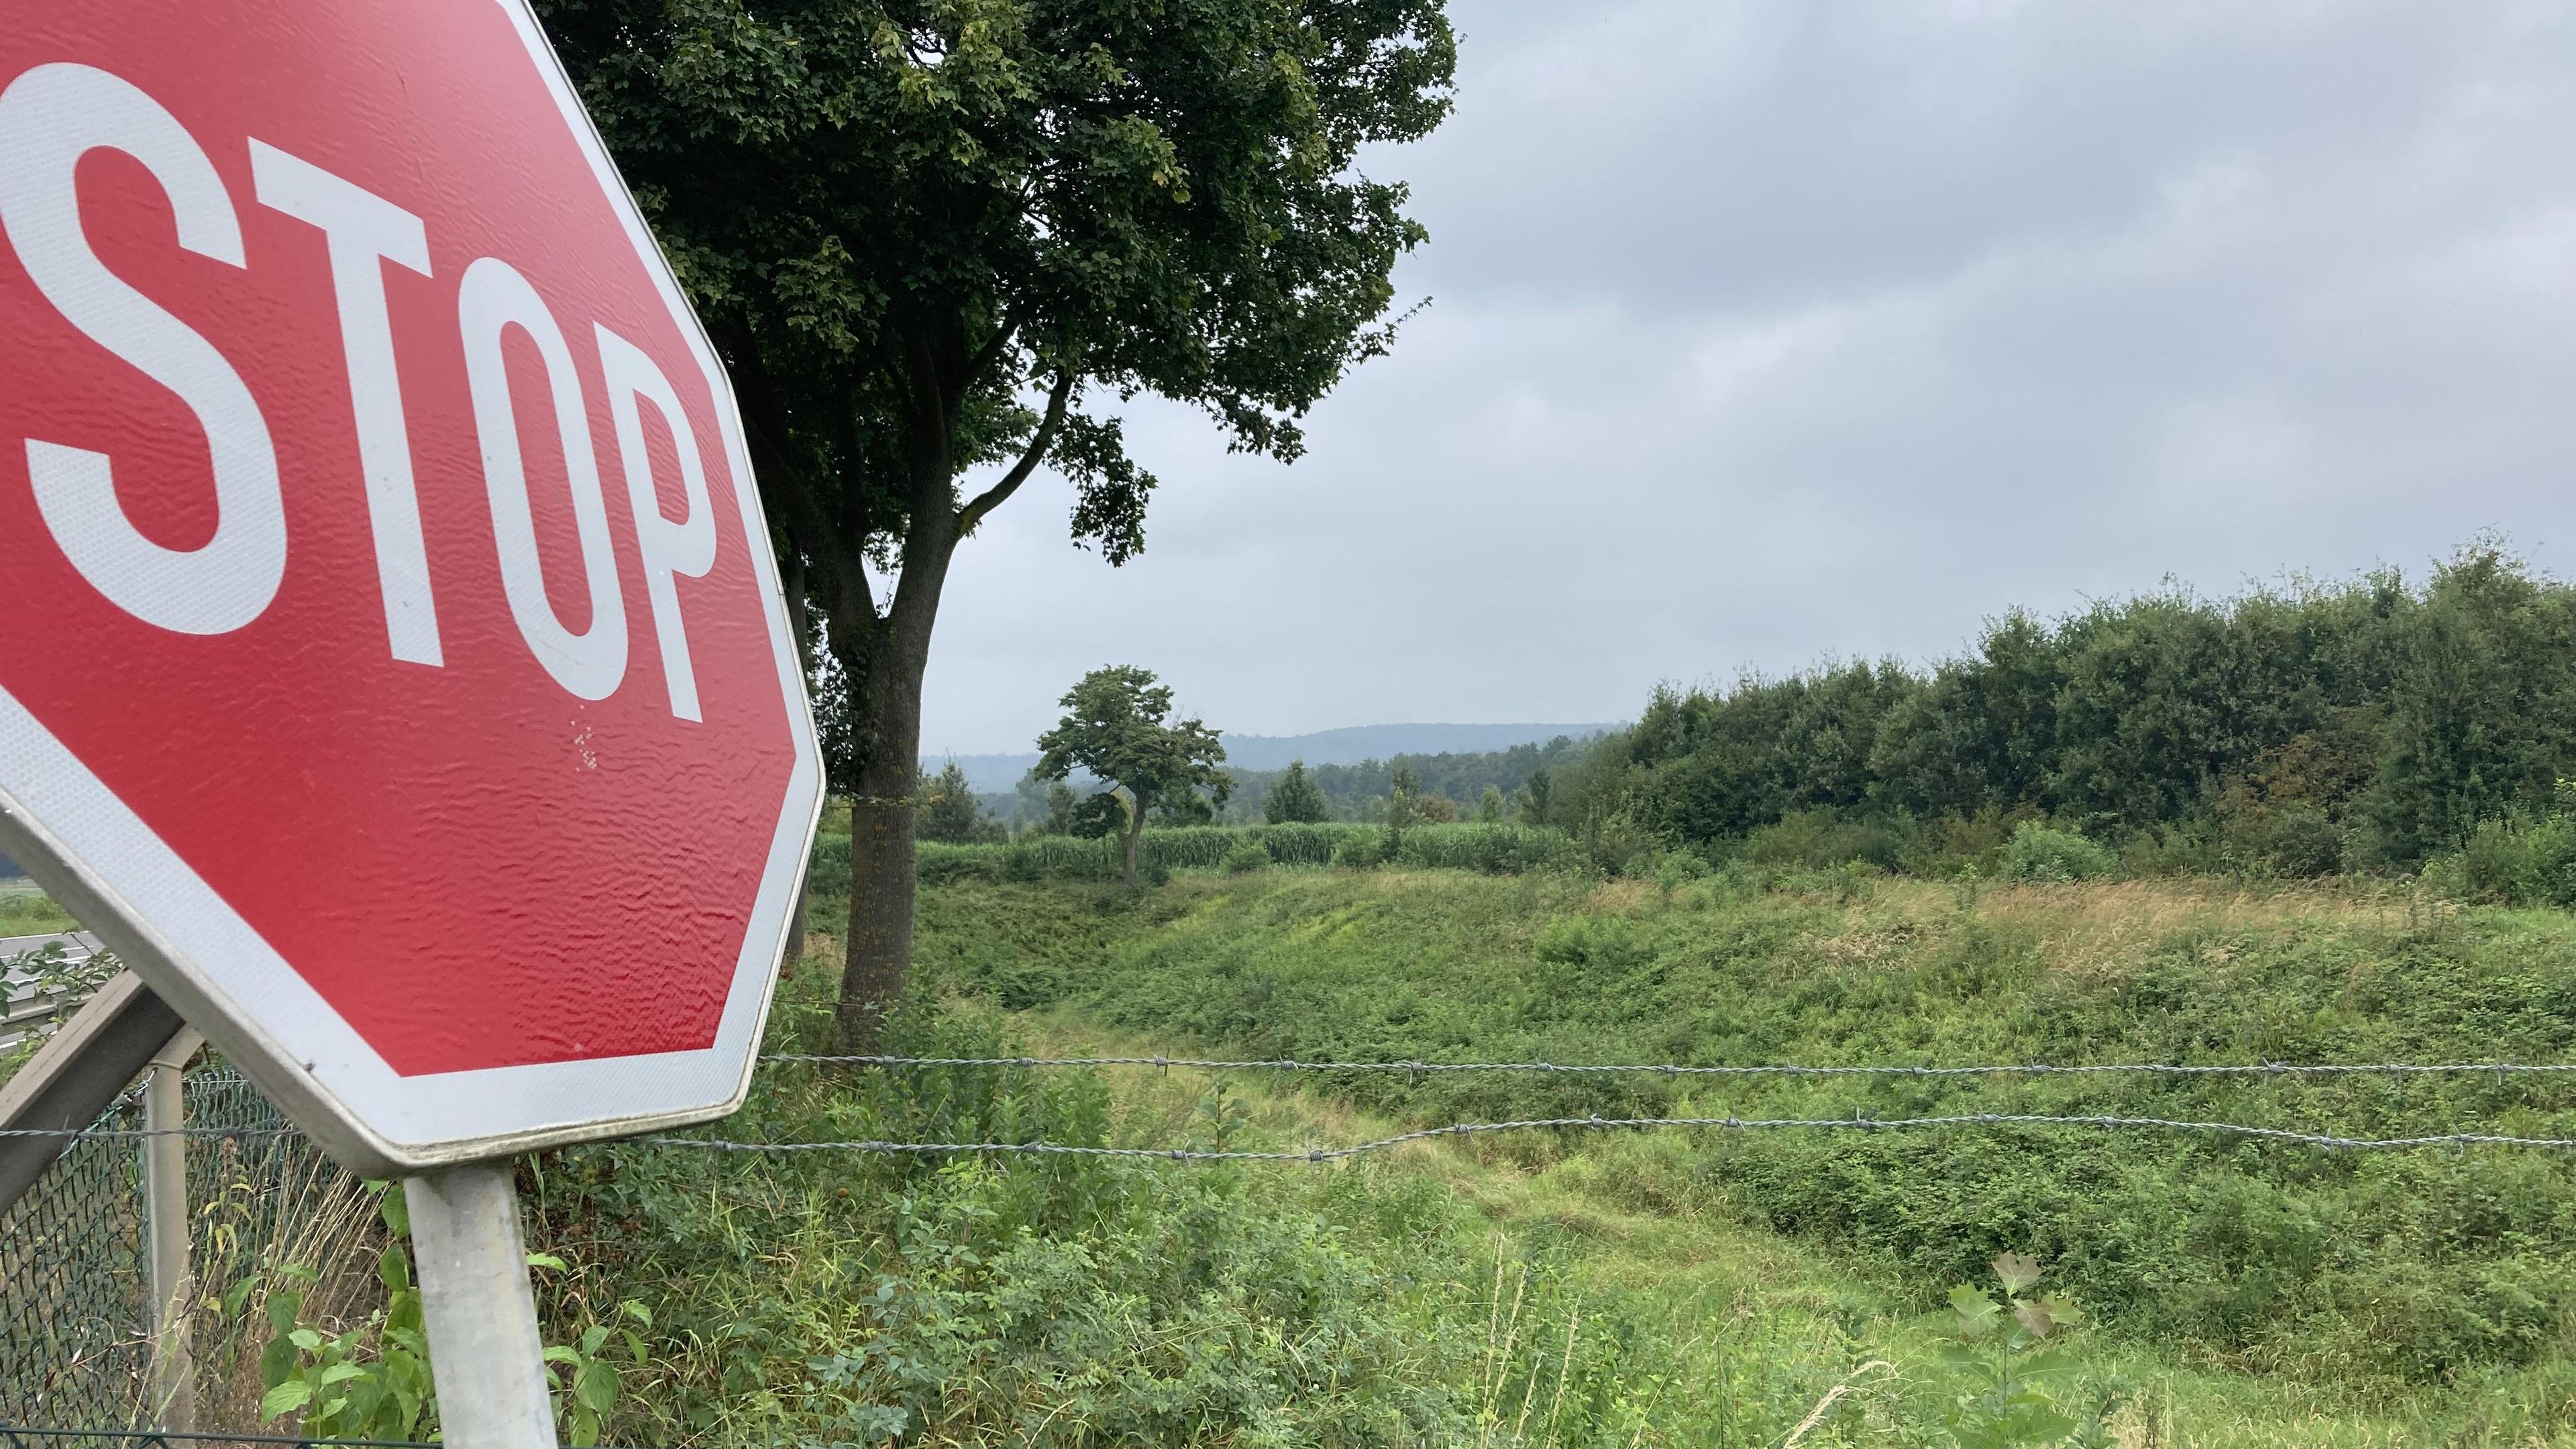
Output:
[1930, 1253, 2120, 1449]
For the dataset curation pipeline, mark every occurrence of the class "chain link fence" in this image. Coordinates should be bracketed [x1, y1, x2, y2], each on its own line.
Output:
[0, 1068, 351, 1429]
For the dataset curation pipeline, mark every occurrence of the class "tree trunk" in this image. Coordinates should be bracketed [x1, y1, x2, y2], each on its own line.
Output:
[781, 552, 810, 972]
[836, 638, 928, 1049]
[1122, 788, 1142, 890]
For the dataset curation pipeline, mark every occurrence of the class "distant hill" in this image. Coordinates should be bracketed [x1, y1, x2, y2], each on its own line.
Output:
[932, 722, 1619, 794]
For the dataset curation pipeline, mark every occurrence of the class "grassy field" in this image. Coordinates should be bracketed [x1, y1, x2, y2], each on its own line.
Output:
[42, 854, 2576, 1442]
[885, 864, 2576, 1442]
[0, 884, 78, 936]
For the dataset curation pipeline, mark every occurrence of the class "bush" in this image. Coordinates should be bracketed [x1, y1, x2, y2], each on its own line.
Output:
[1222, 843, 1271, 875]
[2428, 815, 2576, 906]
[806, 833, 851, 898]
[1746, 808, 1906, 871]
[1998, 822, 2114, 883]
[1332, 831, 1386, 869]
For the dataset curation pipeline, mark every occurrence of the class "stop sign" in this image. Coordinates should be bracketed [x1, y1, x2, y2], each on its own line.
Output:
[0, 3, 823, 1171]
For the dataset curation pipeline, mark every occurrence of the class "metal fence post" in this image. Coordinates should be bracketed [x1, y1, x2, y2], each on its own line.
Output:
[407, 1161, 557, 1447]
[142, 1026, 202, 1430]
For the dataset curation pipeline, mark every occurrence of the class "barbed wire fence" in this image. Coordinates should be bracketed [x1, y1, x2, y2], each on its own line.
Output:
[11, 1046, 2576, 1432]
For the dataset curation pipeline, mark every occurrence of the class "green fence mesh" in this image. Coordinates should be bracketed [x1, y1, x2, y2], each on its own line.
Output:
[0, 1069, 336, 1428]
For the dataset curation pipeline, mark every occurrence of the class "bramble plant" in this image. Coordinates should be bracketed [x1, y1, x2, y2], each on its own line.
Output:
[528, 1261, 649, 1449]
[259, 1187, 641, 1444]
[259, 1187, 433, 1439]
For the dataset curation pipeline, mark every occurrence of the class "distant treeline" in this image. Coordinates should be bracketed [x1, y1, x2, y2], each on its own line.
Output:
[1218, 735, 1600, 824]
[1560, 542, 2576, 877]
[975, 733, 1603, 828]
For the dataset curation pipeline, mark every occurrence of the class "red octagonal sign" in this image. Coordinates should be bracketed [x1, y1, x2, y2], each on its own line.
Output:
[0, 1, 824, 1171]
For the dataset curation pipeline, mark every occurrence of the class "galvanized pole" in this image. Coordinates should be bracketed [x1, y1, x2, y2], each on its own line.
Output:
[143, 1024, 203, 1430]
[407, 1162, 557, 1447]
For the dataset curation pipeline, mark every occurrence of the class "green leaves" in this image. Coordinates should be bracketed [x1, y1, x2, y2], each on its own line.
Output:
[1034, 666, 1232, 882]
[1928, 1256, 2110, 1448]
[256, 1269, 435, 1442]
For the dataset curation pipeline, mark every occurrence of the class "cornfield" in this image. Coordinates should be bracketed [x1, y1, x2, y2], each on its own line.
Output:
[808, 822, 1582, 892]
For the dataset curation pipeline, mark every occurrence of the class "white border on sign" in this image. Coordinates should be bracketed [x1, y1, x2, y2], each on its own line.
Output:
[0, 0, 823, 1173]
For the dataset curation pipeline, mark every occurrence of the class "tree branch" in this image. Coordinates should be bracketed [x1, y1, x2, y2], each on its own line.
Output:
[965, 312, 1021, 388]
[958, 372, 1074, 535]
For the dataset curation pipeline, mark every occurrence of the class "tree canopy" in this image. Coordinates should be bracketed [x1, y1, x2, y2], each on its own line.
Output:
[1036, 666, 1228, 885]
[917, 760, 1000, 843]
[1263, 759, 1332, 822]
[534, 0, 1456, 1042]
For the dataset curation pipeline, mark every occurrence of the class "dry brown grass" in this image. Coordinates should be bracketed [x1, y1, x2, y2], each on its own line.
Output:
[1809, 877, 2422, 984]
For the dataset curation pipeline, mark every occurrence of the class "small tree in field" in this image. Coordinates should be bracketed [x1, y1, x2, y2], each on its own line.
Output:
[1036, 668, 1229, 888]
[918, 761, 997, 844]
[1265, 760, 1332, 824]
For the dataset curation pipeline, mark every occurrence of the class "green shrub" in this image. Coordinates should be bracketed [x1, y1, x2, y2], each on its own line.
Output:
[1999, 823, 2114, 883]
[550, 987, 1479, 1444]
[1333, 830, 1386, 869]
[1222, 843, 1271, 875]
[1391, 823, 1579, 873]
[806, 833, 851, 898]
[1747, 809, 1906, 871]
[2428, 815, 2576, 906]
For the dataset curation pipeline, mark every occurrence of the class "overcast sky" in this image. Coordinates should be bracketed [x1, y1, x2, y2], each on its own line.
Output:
[919, 1, 2576, 756]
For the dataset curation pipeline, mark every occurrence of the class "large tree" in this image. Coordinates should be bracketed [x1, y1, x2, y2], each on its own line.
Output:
[535, 0, 1457, 1044]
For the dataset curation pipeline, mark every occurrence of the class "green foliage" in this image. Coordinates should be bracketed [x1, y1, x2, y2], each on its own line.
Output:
[1592, 544, 2576, 873]
[2427, 812, 2576, 908]
[1998, 823, 2114, 883]
[1929, 1255, 2113, 1448]
[1069, 788, 1130, 840]
[1152, 779, 1218, 826]
[1037, 666, 1230, 885]
[538, 0, 1455, 568]
[916, 760, 1004, 844]
[1263, 759, 1334, 824]
[259, 1189, 434, 1440]
[922, 869, 2576, 1390]
[1333, 828, 1387, 869]
[1222, 841, 1271, 875]
[1521, 764, 1557, 826]
[539, 1293, 651, 1447]
[0, 939, 121, 1077]
[537, 979, 1484, 1444]
[1748, 808, 1907, 871]
[906, 821, 1576, 885]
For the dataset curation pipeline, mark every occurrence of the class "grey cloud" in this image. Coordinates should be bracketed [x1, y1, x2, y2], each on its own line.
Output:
[917, 1, 2576, 755]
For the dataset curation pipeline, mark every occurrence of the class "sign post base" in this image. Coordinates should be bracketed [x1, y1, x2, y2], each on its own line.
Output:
[407, 1162, 557, 1446]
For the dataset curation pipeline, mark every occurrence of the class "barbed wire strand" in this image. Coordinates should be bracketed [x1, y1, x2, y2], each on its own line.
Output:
[0, 1127, 299, 1140]
[763, 1053, 2576, 1079]
[6, 1112, 2563, 1157]
[641, 1112, 2576, 1161]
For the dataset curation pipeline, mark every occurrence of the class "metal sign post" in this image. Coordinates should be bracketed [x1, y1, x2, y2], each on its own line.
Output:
[0, 0, 824, 1427]
[409, 1165, 555, 1444]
